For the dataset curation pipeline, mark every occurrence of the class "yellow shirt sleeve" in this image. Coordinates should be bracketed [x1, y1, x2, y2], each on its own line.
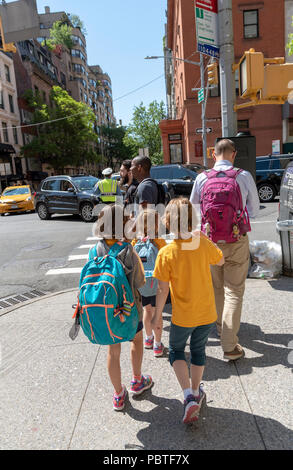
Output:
[154, 238, 167, 251]
[153, 247, 171, 282]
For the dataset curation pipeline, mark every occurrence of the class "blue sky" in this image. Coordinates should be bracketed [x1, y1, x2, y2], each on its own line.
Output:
[36, 0, 167, 126]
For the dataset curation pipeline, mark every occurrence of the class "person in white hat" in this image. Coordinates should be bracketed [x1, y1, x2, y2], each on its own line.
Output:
[96, 167, 121, 203]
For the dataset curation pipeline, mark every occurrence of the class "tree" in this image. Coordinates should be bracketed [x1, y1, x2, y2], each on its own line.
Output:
[67, 13, 87, 36]
[287, 16, 293, 56]
[21, 86, 99, 172]
[43, 21, 74, 51]
[99, 125, 134, 167]
[123, 101, 167, 165]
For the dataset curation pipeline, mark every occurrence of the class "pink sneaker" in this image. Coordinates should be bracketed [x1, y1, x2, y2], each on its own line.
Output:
[154, 342, 164, 358]
[130, 375, 153, 396]
[113, 385, 128, 411]
[144, 336, 154, 349]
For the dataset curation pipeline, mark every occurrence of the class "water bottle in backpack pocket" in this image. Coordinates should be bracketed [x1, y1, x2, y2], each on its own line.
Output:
[201, 168, 251, 244]
[133, 238, 159, 297]
[70, 241, 139, 345]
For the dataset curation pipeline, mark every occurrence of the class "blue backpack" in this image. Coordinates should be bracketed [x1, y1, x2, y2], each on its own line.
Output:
[71, 241, 139, 345]
[134, 238, 158, 298]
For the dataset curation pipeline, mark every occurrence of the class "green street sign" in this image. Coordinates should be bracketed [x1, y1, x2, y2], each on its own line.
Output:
[198, 88, 204, 103]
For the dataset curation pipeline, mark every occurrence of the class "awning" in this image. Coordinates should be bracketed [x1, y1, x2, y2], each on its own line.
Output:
[0, 143, 15, 155]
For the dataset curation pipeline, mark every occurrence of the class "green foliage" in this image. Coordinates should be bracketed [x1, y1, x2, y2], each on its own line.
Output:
[287, 16, 293, 56]
[21, 87, 99, 171]
[43, 21, 74, 51]
[123, 101, 166, 164]
[67, 13, 87, 36]
[99, 125, 134, 167]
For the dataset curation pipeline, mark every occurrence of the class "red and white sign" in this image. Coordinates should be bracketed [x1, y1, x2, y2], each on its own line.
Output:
[196, 0, 218, 13]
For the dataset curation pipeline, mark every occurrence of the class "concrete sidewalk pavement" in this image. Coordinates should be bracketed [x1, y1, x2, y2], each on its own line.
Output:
[0, 277, 292, 450]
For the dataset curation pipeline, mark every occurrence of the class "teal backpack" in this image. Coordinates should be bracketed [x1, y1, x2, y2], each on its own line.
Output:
[70, 241, 139, 345]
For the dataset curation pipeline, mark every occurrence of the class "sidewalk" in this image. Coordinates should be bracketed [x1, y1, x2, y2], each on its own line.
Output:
[0, 277, 292, 450]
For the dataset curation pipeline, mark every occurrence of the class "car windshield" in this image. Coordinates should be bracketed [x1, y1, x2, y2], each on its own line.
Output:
[3, 188, 30, 196]
[73, 177, 99, 190]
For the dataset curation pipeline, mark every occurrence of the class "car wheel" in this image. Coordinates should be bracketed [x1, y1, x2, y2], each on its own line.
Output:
[257, 183, 276, 203]
[37, 203, 51, 220]
[80, 202, 94, 222]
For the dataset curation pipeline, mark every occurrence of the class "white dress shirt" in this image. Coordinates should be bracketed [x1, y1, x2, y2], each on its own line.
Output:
[190, 160, 260, 218]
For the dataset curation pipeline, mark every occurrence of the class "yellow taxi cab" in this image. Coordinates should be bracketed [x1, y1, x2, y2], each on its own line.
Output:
[0, 185, 35, 216]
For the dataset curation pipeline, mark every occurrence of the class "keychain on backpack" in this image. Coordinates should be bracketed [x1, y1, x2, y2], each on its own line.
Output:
[233, 224, 240, 240]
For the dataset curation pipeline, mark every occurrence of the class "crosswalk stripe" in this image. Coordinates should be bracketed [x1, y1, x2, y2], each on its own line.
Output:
[78, 244, 95, 249]
[46, 268, 82, 275]
[68, 254, 88, 261]
[86, 237, 98, 241]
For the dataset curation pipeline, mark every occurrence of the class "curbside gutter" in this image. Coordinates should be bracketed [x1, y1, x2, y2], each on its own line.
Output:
[0, 288, 78, 318]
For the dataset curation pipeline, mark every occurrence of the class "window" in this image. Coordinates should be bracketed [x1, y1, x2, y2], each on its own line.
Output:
[60, 180, 75, 192]
[2, 122, 9, 142]
[168, 134, 182, 141]
[289, 118, 293, 137]
[42, 179, 60, 191]
[4, 65, 11, 82]
[12, 126, 18, 145]
[170, 143, 183, 164]
[238, 119, 249, 130]
[0, 91, 4, 109]
[243, 10, 259, 39]
[8, 95, 14, 113]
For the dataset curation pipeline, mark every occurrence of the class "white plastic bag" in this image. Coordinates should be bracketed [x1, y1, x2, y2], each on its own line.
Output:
[249, 241, 282, 279]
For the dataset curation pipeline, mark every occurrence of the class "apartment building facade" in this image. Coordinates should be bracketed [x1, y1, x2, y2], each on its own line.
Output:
[0, 51, 23, 190]
[161, 0, 292, 165]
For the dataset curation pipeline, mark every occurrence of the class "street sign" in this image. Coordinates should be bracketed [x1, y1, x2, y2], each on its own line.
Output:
[198, 88, 204, 103]
[196, 127, 212, 134]
[195, 0, 219, 59]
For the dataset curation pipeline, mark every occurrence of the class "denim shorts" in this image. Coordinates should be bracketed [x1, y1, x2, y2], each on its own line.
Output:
[169, 322, 215, 367]
[142, 295, 156, 307]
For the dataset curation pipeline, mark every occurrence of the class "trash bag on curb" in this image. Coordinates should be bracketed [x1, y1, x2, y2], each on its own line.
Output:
[249, 241, 282, 279]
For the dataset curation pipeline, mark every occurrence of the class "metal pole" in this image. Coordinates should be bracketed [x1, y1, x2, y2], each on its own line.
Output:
[200, 53, 208, 167]
[218, 0, 237, 137]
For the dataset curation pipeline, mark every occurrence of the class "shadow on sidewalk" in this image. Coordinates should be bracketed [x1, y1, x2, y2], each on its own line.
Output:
[206, 322, 293, 380]
[124, 391, 292, 450]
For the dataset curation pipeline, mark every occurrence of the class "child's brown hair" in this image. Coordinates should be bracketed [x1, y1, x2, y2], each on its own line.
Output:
[164, 198, 198, 237]
[94, 204, 129, 239]
[131, 208, 163, 240]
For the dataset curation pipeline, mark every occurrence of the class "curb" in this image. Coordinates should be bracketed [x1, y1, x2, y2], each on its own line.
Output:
[0, 288, 78, 318]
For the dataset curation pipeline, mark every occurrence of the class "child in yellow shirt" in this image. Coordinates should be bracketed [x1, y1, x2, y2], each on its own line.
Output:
[151, 198, 224, 424]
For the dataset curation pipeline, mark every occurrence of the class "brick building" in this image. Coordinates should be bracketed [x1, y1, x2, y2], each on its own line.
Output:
[160, 0, 293, 165]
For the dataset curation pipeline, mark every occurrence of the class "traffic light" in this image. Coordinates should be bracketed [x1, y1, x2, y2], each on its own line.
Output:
[207, 62, 219, 86]
[238, 49, 264, 98]
[261, 63, 293, 101]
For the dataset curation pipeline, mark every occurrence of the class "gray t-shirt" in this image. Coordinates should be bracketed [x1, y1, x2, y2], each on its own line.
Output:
[135, 178, 158, 205]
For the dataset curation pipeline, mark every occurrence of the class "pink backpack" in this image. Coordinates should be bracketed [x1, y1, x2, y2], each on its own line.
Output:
[200, 168, 251, 243]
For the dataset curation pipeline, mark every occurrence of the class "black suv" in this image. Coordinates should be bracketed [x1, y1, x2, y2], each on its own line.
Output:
[256, 154, 293, 203]
[34, 175, 100, 222]
[150, 163, 207, 197]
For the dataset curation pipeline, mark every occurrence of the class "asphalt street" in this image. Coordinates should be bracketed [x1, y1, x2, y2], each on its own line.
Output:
[0, 201, 280, 301]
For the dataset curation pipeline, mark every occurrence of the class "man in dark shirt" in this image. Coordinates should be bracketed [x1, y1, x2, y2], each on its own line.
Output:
[130, 156, 158, 208]
[119, 160, 138, 207]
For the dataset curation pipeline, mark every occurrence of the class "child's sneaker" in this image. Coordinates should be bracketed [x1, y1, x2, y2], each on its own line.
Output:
[113, 385, 128, 411]
[194, 385, 206, 414]
[130, 375, 153, 396]
[154, 342, 164, 357]
[182, 394, 198, 424]
[144, 336, 154, 349]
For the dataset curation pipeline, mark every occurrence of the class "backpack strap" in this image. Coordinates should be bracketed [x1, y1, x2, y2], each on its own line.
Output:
[108, 241, 130, 259]
[205, 167, 243, 179]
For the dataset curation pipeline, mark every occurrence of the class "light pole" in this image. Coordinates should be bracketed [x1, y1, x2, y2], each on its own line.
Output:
[145, 53, 209, 167]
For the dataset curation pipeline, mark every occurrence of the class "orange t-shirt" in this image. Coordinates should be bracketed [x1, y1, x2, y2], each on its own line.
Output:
[153, 234, 223, 328]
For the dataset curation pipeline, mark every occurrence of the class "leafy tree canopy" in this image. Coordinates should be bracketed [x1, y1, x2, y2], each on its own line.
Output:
[21, 86, 99, 171]
[123, 100, 166, 165]
[43, 21, 74, 51]
[287, 16, 293, 56]
[67, 13, 87, 36]
[99, 125, 134, 168]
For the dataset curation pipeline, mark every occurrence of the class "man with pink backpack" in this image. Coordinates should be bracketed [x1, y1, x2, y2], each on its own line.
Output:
[190, 139, 259, 361]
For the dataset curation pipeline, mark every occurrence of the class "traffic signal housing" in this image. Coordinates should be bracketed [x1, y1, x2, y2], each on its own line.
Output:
[261, 63, 293, 101]
[238, 49, 264, 98]
[207, 62, 219, 86]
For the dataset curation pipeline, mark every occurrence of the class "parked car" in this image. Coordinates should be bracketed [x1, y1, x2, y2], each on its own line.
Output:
[256, 154, 293, 203]
[0, 185, 35, 216]
[150, 163, 207, 198]
[34, 175, 100, 222]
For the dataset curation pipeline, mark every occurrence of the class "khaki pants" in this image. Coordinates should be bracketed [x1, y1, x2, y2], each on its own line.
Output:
[210, 235, 250, 353]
